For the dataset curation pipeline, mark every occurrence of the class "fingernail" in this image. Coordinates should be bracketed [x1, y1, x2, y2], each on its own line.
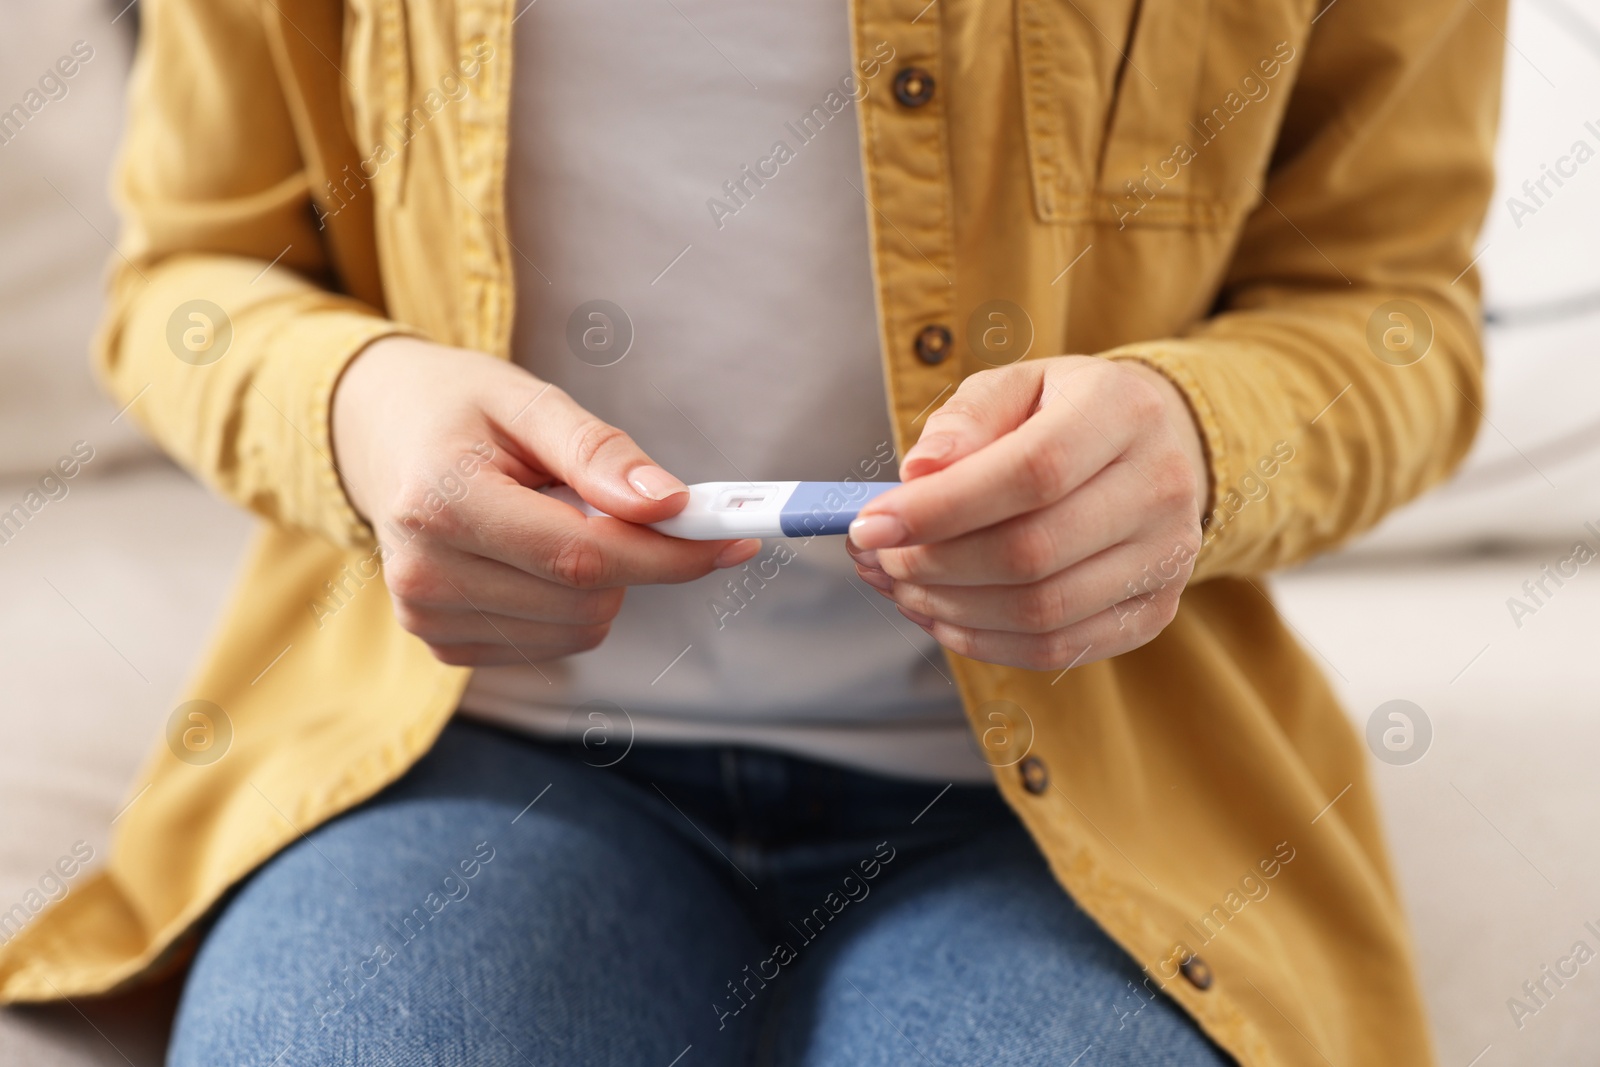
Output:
[716, 538, 762, 568]
[897, 605, 935, 628]
[903, 434, 952, 466]
[848, 513, 906, 550]
[856, 565, 894, 592]
[628, 465, 689, 501]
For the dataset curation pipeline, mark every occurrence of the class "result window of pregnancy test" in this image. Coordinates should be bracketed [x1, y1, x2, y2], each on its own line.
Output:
[718, 485, 777, 510]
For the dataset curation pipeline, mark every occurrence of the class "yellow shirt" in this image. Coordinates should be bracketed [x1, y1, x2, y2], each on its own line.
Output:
[0, 1, 1504, 1064]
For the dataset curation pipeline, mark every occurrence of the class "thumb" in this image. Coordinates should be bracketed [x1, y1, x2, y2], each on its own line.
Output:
[899, 363, 1046, 481]
[496, 382, 690, 524]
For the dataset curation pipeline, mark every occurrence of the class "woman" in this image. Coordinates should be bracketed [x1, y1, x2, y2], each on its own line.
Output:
[0, 0, 1503, 1064]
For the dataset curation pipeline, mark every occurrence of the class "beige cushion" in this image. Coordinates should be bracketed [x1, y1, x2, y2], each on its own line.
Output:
[0, 463, 251, 1064]
[1273, 554, 1600, 1066]
[0, 1, 153, 481]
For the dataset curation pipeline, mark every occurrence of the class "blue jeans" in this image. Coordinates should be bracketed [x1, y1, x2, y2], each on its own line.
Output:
[167, 720, 1232, 1066]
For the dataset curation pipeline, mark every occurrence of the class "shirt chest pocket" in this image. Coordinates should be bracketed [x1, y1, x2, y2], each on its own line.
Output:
[1017, 0, 1304, 229]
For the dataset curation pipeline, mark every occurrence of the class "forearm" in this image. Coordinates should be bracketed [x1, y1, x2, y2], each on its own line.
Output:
[96, 253, 417, 547]
[1103, 0, 1503, 581]
[1104, 284, 1483, 581]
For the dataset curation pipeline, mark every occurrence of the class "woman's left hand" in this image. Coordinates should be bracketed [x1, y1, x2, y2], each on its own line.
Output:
[847, 356, 1209, 672]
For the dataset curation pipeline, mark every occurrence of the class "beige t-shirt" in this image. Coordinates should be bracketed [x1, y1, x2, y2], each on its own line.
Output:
[456, 0, 990, 783]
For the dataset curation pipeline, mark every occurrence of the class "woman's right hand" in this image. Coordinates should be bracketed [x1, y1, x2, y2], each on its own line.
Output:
[331, 336, 760, 666]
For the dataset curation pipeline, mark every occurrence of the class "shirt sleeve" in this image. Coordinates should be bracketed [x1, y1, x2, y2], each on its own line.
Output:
[1104, 0, 1506, 583]
[93, 0, 417, 549]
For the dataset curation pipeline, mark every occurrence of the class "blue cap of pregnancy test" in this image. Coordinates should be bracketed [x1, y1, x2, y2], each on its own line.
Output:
[778, 482, 898, 538]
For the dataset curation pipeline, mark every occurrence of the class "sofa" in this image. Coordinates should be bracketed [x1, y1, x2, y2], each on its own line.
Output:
[3, 0, 1597, 1062]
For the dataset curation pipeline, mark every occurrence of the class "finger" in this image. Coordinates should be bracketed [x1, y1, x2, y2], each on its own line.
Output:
[851, 361, 1142, 549]
[914, 590, 1180, 673]
[899, 364, 1046, 480]
[885, 540, 1192, 634]
[487, 381, 692, 524]
[384, 543, 624, 624]
[396, 604, 613, 651]
[440, 477, 761, 588]
[427, 638, 607, 668]
[867, 461, 1150, 586]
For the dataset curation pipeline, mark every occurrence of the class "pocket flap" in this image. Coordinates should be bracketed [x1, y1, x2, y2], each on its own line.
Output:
[1016, 0, 1143, 221]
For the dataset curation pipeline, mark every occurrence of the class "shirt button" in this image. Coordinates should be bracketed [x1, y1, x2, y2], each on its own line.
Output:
[914, 324, 952, 365]
[1018, 755, 1049, 794]
[893, 67, 936, 107]
[1180, 955, 1215, 991]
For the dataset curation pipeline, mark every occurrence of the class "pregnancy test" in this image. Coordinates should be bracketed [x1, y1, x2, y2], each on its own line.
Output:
[540, 481, 899, 540]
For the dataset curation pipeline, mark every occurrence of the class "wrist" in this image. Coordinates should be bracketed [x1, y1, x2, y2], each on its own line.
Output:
[330, 335, 415, 524]
[1119, 360, 1211, 524]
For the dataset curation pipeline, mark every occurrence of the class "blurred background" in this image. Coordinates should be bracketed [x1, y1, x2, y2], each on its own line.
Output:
[1, 0, 1597, 1062]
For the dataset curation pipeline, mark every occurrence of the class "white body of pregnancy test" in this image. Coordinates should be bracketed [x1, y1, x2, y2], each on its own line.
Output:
[539, 481, 899, 540]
